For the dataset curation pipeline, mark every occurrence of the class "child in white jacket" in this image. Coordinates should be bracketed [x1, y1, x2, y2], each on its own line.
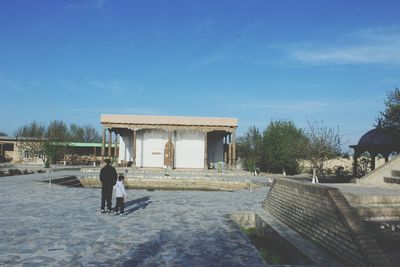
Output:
[114, 175, 128, 215]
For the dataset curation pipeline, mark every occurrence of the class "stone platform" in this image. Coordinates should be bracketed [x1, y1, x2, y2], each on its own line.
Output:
[0, 171, 269, 266]
[79, 167, 266, 191]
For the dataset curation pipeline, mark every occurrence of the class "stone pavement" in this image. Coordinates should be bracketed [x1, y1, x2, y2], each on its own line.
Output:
[0, 171, 269, 266]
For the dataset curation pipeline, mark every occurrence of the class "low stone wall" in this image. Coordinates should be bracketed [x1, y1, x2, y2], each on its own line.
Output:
[263, 178, 392, 267]
[80, 177, 254, 191]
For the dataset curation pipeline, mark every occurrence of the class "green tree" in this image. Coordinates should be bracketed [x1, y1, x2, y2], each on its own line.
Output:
[303, 120, 342, 178]
[0, 131, 7, 136]
[376, 88, 400, 129]
[263, 120, 307, 174]
[237, 126, 263, 172]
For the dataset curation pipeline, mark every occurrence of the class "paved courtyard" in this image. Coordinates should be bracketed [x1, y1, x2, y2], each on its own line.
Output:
[0, 171, 269, 266]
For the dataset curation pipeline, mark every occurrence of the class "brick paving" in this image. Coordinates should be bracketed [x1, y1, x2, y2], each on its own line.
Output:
[0, 171, 268, 266]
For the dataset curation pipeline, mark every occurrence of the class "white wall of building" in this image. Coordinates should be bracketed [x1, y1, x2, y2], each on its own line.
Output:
[118, 134, 133, 163]
[175, 130, 204, 168]
[140, 129, 168, 168]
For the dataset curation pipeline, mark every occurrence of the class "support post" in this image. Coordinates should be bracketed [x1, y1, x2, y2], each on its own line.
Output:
[101, 127, 106, 159]
[385, 154, 389, 162]
[108, 129, 112, 158]
[204, 131, 208, 170]
[0, 143, 3, 157]
[168, 130, 173, 168]
[352, 150, 359, 178]
[224, 134, 228, 165]
[132, 130, 136, 167]
[232, 131, 236, 170]
[114, 133, 118, 159]
[228, 134, 232, 168]
[370, 152, 376, 171]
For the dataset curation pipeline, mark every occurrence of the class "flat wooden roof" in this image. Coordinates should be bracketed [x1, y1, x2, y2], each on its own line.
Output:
[101, 114, 238, 128]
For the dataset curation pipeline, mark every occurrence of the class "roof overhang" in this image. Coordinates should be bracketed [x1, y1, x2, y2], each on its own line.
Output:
[101, 114, 238, 132]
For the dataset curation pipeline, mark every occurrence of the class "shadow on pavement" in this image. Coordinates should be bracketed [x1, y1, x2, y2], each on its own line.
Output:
[124, 196, 152, 215]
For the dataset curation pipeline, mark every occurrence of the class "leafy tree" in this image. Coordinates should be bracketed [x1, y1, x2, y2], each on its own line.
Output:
[237, 126, 263, 172]
[303, 120, 341, 178]
[0, 131, 7, 136]
[376, 88, 400, 129]
[263, 120, 307, 174]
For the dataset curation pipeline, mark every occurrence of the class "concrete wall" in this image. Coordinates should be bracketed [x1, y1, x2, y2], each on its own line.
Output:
[263, 178, 391, 267]
[358, 155, 400, 185]
[140, 129, 168, 168]
[118, 135, 133, 163]
[175, 130, 204, 169]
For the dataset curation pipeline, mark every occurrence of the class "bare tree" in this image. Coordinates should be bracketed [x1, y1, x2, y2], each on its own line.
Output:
[303, 120, 342, 179]
[14, 121, 70, 167]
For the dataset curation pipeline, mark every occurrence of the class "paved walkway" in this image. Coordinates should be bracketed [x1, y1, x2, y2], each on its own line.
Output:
[0, 171, 268, 266]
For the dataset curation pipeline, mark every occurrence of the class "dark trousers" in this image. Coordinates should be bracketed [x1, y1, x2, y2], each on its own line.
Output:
[115, 197, 125, 214]
[101, 186, 113, 210]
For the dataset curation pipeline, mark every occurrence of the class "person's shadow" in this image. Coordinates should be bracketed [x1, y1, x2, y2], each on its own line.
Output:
[124, 196, 152, 215]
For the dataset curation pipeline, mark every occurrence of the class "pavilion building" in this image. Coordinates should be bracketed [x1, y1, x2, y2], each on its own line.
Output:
[100, 114, 238, 169]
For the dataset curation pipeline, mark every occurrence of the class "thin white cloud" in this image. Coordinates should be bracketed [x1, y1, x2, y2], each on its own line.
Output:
[229, 97, 381, 114]
[288, 26, 400, 65]
[64, 0, 105, 10]
[89, 80, 128, 94]
[188, 54, 227, 70]
[56, 106, 162, 115]
[0, 78, 31, 94]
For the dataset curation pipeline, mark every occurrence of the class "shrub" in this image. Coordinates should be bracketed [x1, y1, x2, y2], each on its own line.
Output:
[334, 165, 351, 177]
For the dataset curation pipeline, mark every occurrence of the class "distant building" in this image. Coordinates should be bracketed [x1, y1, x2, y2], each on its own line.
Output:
[0, 136, 112, 165]
[100, 114, 238, 169]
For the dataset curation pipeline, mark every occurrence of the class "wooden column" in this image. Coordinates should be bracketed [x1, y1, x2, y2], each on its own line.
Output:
[223, 135, 228, 165]
[204, 131, 208, 170]
[114, 133, 118, 158]
[228, 134, 232, 168]
[101, 127, 106, 159]
[108, 129, 112, 158]
[168, 130, 173, 168]
[132, 130, 136, 167]
[232, 131, 236, 170]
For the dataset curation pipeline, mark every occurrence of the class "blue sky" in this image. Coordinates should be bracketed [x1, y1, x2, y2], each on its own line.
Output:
[1, 0, 400, 150]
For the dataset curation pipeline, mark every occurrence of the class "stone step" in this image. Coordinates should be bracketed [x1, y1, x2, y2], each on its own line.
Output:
[384, 176, 400, 184]
[345, 195, 400, 205]
[81, 167, 253, 176]
[354, 204, 400, 219]
[391, 170, 400, 177]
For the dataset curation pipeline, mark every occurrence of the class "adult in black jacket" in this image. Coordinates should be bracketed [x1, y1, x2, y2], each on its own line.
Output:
[100, 159, 117, 213]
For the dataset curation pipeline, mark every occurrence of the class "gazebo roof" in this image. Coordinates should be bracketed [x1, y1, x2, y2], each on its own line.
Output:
[357, 128, 399, 147]
[350, 128, 400, 155]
